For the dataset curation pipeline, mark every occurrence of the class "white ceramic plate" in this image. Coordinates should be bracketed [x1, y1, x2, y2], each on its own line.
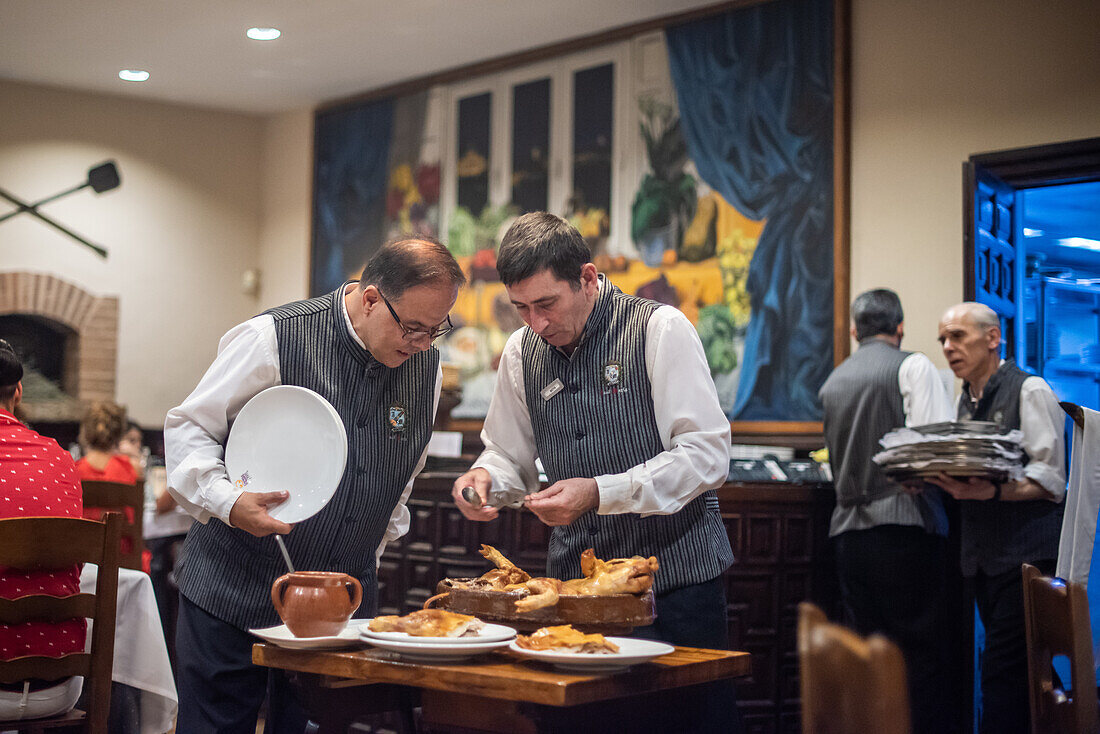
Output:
[508, 637, 675, 673]
[250, 623, 362, 650]
[358, 634, 512, 663]
[358, 620, 516, 644]
[225, 385, 348, 523]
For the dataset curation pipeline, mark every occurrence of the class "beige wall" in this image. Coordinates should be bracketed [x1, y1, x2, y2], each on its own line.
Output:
[850, 0, 1100, 365]
[258, 110, 313, 308]
[0, 80, 264, 426]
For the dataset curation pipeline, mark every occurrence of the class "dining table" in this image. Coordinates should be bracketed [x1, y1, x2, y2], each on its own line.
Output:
[253, 639, 751, 733]
[80, 564, 178, 734]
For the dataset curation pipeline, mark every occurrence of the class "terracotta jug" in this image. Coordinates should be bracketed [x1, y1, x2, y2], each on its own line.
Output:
[271, 571, 362, 637]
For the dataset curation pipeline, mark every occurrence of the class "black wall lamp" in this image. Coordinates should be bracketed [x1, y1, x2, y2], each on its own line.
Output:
[0, 161, 121, 259]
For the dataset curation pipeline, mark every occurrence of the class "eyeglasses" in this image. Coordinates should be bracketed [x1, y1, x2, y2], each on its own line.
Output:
[379, 292, 454, 341]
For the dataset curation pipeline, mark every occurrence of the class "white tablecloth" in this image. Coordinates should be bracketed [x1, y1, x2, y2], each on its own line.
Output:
[80, 565, 177, 734]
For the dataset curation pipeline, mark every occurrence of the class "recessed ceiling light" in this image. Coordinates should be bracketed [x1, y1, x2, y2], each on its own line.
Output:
[118, 69, 150, 82]
[246, 27, 281, 41]
[1058, 237, 1100, 251]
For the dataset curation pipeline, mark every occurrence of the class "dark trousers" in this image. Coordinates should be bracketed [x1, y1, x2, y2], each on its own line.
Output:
[176, 594, 310, 734]
[972, 558, 1055, 734]
[632, 575, 743, 734]
[834, 525, 958, 734]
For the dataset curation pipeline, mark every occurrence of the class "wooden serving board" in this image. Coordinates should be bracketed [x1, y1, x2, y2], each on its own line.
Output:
[426, 578, 655, 634]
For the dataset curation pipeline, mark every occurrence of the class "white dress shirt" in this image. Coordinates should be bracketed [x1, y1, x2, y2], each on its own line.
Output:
[473, 301, 732, 516]
[1015, 375, 1069, 500]
[165, 286, 438, 560]
[899, 353, 956, 428]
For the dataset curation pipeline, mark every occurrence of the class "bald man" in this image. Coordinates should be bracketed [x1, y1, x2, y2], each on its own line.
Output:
[930, 302, 1065, 734]
[165, 238, 465, 733]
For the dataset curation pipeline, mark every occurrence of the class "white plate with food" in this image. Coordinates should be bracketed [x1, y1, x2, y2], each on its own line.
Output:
[358, 635, 513, 663]
[360, 619, 516, 644]
[250, 623, 362, 650]
[225, 385, 347, 524]
[509, 627, 674, 673]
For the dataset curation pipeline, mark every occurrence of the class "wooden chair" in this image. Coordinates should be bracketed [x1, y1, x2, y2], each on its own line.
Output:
[1022, 563, 1099, 734]
[798, 602, 911, 734]
[80, 480, 144, 571]
[0, 513, 122, 733]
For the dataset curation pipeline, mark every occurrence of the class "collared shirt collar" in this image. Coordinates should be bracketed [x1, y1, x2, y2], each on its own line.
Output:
[333, 282, 380, 370]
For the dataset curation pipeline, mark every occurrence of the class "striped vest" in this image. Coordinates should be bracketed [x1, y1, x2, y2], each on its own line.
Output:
[521, 280, 734, 593]
[176, 285, 438, 629]
[958, 360, 1063, 577]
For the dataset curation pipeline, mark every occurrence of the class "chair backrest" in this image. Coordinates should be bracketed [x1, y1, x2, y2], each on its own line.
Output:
[0, 513, 121, 733]
[81, 480, 144, 570]
[1022, 563, 1099, 734]
[798, 602, 911, 734]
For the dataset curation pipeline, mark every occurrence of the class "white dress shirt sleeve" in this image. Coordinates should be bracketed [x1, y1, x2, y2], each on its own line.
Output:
[898, 352, 955, 426]
[595, 306, 732, 515]
[164, 315, 281, 525]
[376, 363, 442, 564]
[1019, 376, 1067, 501]
[472, 330, 542, 507]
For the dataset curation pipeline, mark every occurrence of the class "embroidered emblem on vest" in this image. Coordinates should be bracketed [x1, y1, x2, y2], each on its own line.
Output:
[234, 470, 252, 489]
[388, 403, 407, 439]
[602, 360, 626, 395]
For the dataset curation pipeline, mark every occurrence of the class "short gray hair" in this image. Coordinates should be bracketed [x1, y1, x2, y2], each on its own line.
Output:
[851, 289, 903, 340]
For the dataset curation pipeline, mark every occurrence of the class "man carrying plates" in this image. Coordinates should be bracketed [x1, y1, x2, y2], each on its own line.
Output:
[165, 238, 464, 733]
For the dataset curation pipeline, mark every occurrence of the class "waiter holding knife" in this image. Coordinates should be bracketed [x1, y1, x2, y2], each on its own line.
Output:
[453, 212, 741, 733]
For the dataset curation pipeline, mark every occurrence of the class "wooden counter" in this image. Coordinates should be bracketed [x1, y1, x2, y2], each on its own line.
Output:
[379, 475, 838, 733]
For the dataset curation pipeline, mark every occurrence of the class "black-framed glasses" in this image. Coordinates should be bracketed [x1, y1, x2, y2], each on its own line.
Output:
[379, 292, 454, 341]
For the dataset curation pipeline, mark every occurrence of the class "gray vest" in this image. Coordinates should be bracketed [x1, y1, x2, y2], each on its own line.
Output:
[819, 339, 911, 509]
[521, 279, 734, 593]
[958, 360, 1063, 577]
[176, 285, 438, 629]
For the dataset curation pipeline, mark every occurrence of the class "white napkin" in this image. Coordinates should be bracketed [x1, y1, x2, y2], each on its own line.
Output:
[1056, 406, 1100, 584]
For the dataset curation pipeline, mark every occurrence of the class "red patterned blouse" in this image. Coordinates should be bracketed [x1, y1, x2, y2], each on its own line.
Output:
[0, 408, 86, 661]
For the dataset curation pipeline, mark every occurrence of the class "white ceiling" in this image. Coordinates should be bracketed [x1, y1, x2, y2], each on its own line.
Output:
[0, 1, 720, 115]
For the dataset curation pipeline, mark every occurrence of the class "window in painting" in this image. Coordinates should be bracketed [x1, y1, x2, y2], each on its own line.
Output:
[571, 63, 614, 224]
[456, 92, 492, 216]
[511, 77, 551, 214]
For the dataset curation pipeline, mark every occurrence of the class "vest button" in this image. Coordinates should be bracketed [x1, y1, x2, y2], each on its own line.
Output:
[357, 416, 368, 427]
[570, 383, 581, 394]
[357, 467, 368, 475]
[574, 429, 585, 440]
[345, 515, 356, 524]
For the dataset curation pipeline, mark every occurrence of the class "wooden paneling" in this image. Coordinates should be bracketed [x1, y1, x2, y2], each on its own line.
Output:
[379, 475, 837, 731]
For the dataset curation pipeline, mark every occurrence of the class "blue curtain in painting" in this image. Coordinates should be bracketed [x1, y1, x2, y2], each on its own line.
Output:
[311, 99, 394, 296]
[666, 0, 833, 421]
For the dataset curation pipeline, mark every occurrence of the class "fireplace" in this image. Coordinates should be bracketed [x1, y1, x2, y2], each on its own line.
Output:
[0, 271, 119, 423]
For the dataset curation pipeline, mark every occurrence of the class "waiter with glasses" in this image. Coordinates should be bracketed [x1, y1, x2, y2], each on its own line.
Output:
[165, 237, 464, 733]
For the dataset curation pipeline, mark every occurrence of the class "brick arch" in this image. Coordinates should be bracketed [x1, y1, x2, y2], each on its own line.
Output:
[0, 271, 118, 416]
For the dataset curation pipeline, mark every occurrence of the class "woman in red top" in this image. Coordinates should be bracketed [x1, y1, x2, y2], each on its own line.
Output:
[75, 401, 138, 553]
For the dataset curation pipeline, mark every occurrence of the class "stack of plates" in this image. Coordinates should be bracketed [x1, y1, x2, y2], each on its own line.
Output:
[358, 621, 516, 663]
[874, 421, 1023, 483]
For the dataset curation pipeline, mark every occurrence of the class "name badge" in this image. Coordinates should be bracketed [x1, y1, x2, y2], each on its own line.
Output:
[540, 378, 564, 401]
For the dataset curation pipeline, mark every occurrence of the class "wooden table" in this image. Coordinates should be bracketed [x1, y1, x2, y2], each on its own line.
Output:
[253, 642, 751, 733]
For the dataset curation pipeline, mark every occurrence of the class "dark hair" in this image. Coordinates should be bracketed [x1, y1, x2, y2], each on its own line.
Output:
[0, 339, 22, 403]
[496, 212, 591, 288]
[359, 236, 466, 298]
[852, 289, 904, 340]
[79, 401, 127, 452]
